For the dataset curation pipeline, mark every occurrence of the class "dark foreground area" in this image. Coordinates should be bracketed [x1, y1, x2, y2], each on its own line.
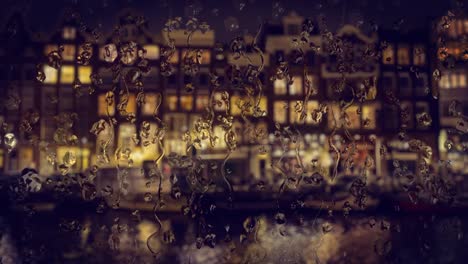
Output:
[1, 198, 468, 264]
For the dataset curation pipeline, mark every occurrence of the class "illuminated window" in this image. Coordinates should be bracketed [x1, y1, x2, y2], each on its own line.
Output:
[122, 93, 136, 114]
[328, 104, 341, 129]
[182, 49, 211, 64]
[273, 101, 287, 124]
[196, 94, 209, 111]
[44, 45, 58, 56]
[60, 65, 75, 84]
[230, 95, 242, 116]
[213, 92, 227, 111]
[43, 65, 58, 84]
[397, 46, 410, 65]
[305, 75, 317, 94]
[57, 147, 79, 170]
[98, 94, 115, 116]
[440, 74, 450, 89]
[344, 105, 360, 129]
[233, 121, 244, 144]
[118, 123, 136, 148]
[164, 113, 187, 132]
[450, 74, 458, 88]
[413, 45, 426, 65]
[78, 66, 92, 84]
[382, 44, 394, 64]
[18, 147, 34, 170]
[289, 101, 302, 123]
[63, 27, 76, 40]
[362, 104, 378, 129]
[199, 50, 211, 64]
[142, 93, 159, 115]
[166, 95, 178, 111]
[289, 76, 303, 95]
[144, 45, 160, 60]
[305, 101, 319, 124]
[447, 43, 461, 57]
[169, 50, 179, 64]
[274, 79, 287, 95]
[258, 96, 268, 115]
[141, 122, 159, 160]
[180, 95, 193, 111]
[459, 73, 467, 88]
[213, 126, 227, 149]
[62, 45, 75, 61]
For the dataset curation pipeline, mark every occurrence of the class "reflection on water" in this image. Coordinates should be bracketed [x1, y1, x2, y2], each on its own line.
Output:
[1, 206, 468, 264]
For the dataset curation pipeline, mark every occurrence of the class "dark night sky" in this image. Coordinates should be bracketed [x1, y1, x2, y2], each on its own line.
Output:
[0, 0, 465, 41]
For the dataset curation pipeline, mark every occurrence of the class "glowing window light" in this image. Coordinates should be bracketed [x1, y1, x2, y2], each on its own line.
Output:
[43, 65, 58, 84]
[78, 66, 92, 84]
[60, 65, 75, 84]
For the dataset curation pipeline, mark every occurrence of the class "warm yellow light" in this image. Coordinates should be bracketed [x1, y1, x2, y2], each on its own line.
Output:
[289, 76, 303, 95]
[43, 65, 58, 84]
[142, 93, 160, 115]
[98, 94, 115, 116]
[274, 79, 287, 95]
[144, 44, 160, 60]
[78, 66, 92, 84]
[62, 45, 76, 61]
[180, 95, 193, 111]
[273, 101, 287, 123]
[60, 65, 75, 84]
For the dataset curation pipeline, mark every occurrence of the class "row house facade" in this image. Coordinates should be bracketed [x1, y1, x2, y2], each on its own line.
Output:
[434, 16, 468, 190]
[0, 11, 457, 196]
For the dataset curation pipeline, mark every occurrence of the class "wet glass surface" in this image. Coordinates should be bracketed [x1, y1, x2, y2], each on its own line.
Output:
[1, 204, 468, 264]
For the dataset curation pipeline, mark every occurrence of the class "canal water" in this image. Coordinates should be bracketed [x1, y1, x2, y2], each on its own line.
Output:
[1, 202, 468, 264]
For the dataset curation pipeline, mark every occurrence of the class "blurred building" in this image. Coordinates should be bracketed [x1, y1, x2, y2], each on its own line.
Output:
[0, 11, 459, 196]
[433, 16, 468, 190]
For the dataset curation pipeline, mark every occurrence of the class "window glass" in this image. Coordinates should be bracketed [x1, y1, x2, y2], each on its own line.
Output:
[274, 101, 287, 124]
[63, 27, 76, 40]
[413, 45, 426, 65]
[344, 105, 360, 129]
[289, 76, 303, 95]
[166, 94, 178, 111]
[78, 66, 92, 84]
[144, 45, 160, 60]
[98, 94, 115, 116]
[62, 45, 75, 61]
[44, 45, 58, 56]
[60, 65, 75, 84]
[362, 104, 377, 129]
[382, 44, 394, 64]
[142, 93, 160, 115]
[196, 94, 209, 111]
[118, 123, 136, 148]
[274, 79, 287, 95]
[180, 95, 193, 111]
[43, 65, 58, 84]
[397, 46, 410, 65]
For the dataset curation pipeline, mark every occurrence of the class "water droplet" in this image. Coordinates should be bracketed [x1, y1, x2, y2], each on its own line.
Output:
[144, 192, 153, 202]
[63, 151, 77, 167]
[4, 133, 17, 153]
